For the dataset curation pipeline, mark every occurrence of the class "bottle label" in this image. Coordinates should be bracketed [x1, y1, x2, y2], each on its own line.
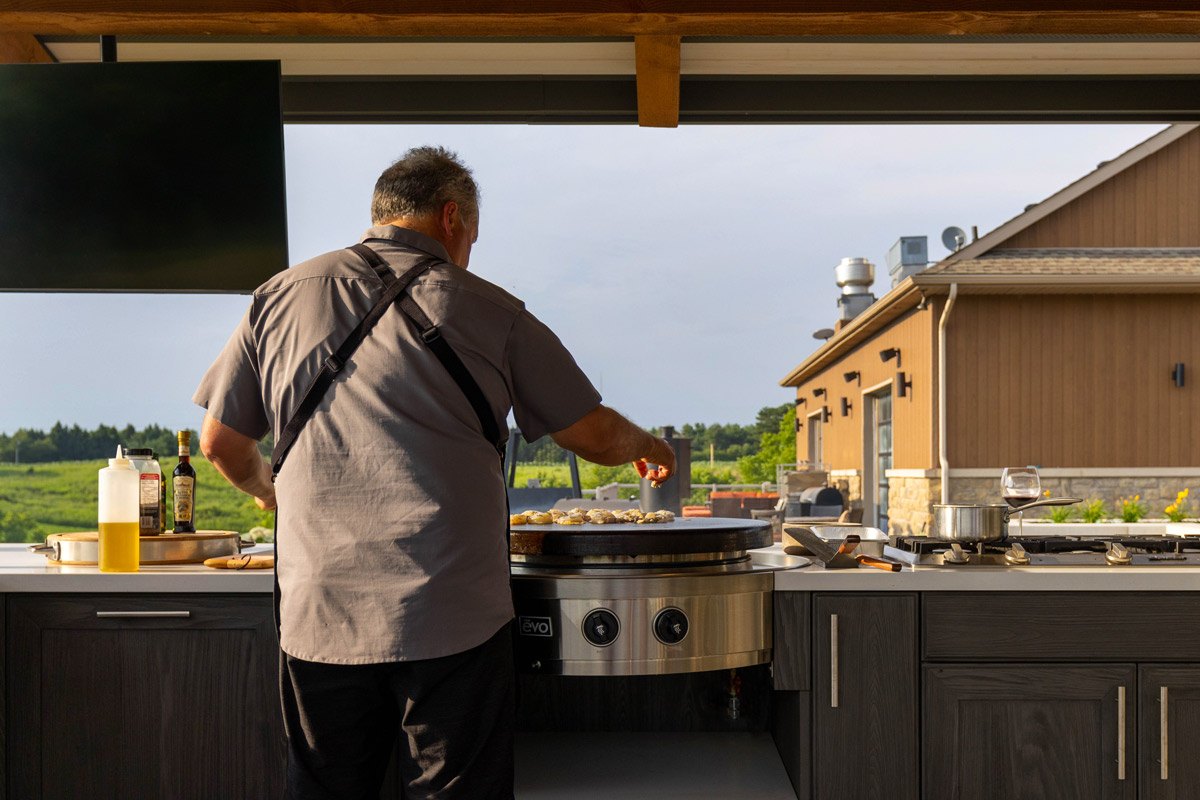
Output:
[138, 473, 161, 534]
[173, 476, 195, 523]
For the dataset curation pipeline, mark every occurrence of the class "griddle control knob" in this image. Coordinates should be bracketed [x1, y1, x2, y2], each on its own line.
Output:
[654, 608, 689, 645]
[582, 609, 620, 647]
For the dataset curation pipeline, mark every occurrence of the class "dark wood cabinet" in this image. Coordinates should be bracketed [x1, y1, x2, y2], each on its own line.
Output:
[1139, 665, 1200, 800]
[772, 591, 810, 692]
[812, 593, 918, 800]
[924, 664, 1136, 800]
[7, 594, 284, 800]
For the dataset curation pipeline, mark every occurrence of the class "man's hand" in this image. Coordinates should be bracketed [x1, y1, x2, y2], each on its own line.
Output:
[634, 436, 677, 488]
[200, 414, 276, 510]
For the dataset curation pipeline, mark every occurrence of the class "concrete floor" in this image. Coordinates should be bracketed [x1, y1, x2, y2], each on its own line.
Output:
[515, 731, 796, 799]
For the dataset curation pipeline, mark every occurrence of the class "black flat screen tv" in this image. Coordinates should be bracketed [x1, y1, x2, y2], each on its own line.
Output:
[0, 60, 287, 292]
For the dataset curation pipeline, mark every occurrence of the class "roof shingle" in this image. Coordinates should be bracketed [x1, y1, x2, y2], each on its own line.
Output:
[924, 248, 1200, 277]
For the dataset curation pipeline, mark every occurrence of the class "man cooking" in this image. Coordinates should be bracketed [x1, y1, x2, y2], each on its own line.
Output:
[193, 146, 675, 799]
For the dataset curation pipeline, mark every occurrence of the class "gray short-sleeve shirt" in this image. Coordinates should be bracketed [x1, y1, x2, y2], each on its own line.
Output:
[194, 226, 600, 664]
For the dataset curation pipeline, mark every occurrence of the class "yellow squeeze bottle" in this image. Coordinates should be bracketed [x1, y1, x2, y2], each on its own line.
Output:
[98, 445, 140, 573]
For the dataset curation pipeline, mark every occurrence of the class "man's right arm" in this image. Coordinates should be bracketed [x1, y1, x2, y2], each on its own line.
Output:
[550, 405, 677, 485]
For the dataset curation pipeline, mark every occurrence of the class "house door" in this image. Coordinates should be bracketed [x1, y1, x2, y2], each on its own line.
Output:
[872, 389, 893, 530]
[807, 412, 823, 468]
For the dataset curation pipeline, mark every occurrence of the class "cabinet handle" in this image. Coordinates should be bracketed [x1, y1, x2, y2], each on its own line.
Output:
[96, 611, 191, 618]
[1161, 685, 1169, 781]
[1117, 685, 1126, 781]
[830, 613, 839, 709]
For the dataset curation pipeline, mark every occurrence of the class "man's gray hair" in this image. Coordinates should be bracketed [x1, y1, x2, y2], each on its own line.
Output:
[371, 146, 480, 226]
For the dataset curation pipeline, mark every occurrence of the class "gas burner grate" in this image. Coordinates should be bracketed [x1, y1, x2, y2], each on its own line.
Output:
[890, 535, 1198, 557]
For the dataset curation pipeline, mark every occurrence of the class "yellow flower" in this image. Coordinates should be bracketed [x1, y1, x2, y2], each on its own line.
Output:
[1182, 488, 1190, 499]
[1134, 495, 1140, 501]
[1167, 505, 1178, 514]
[1043, 490, 1050, 497]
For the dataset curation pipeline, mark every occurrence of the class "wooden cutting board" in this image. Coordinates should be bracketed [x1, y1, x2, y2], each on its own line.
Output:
[203, 554, 274, 570]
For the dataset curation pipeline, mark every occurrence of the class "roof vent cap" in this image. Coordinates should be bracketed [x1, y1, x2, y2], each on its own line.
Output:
[835, 257, 875, 296]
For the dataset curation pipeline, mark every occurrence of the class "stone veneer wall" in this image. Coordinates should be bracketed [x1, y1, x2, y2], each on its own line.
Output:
[886, 475, 941, 536]
[881, 472, 1198, 535]
[949, 475, 1195, 519]
[829, 470, 862, 512]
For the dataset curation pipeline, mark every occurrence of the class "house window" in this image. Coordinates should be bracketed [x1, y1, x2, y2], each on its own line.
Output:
[807, 412, 823, 468]
[873, 389, 893, 530]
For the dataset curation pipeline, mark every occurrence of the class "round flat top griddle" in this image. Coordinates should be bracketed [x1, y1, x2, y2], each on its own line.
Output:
[509, 516, 771, 557]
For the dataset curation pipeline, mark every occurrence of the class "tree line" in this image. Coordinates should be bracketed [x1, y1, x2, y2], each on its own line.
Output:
[1, 404, 794, 468]
[0, 423, 194, 464]
[510, 403, 794, 465]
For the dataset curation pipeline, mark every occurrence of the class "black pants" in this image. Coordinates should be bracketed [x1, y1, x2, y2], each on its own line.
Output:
[279, 625, 516, 800]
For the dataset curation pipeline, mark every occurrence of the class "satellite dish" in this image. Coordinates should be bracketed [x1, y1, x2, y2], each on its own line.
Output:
[941, 226, 967, 252]
[812, 328, 835, 341]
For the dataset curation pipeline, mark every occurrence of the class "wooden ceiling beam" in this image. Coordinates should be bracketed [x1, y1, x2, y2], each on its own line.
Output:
[4, 10, 1200, 38]
[635, 35, 680, 128]
[0, 33, 55, 63]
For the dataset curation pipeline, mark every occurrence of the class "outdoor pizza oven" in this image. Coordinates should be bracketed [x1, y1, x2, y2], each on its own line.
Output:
[508, 517, 803, 676]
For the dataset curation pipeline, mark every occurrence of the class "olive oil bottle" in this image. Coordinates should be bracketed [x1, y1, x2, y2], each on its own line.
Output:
[98, 446, 140, 572]
[172, 431, 197, 534]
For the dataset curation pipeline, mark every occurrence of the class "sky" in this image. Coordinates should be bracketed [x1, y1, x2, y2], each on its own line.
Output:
[0, 122, 1168, 436]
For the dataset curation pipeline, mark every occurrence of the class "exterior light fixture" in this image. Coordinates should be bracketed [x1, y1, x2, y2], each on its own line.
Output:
[1173, 363, 1185, 387]
[840, 397, 852, 417]
[843, 371, 860, 384]
[813, 388, 826, 398]
[897, 371, 913, 398]
[821, 406, 831, 423]
[879, 347, 901, 366]
[795, 417, 803, 432]
[796, 397, 807, 406]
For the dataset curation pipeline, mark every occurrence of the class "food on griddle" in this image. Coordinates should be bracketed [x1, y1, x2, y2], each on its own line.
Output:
[511, 507, 676, 527]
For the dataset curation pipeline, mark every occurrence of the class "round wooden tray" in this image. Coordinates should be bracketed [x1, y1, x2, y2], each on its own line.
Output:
[32, 530, 242, 566]
[509, 517, 770, 557]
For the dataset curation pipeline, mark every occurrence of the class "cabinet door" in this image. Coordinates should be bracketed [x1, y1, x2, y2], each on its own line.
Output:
[924, 664, 1135, 800]
[8, 594, 284, 800]
[813, 593, 918, 800]
[1140, 665, 1200, 800]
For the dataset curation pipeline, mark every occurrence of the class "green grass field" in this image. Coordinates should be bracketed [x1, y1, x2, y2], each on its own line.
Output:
[0, 459, 749, 543]
[0, 459, 270, 542]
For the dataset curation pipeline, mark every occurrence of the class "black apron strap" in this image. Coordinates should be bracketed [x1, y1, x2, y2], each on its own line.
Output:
[270, 246, 440, 476]
[395, 292, 506, 456]
[270, 243, 505, 477]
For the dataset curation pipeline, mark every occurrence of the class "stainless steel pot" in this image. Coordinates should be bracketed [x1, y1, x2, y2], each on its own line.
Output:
[931, 498, 1082, 543]
[28, 531, 247, 566]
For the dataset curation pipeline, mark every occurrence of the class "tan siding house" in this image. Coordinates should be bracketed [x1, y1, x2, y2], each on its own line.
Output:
[781, 124, 1200, 535]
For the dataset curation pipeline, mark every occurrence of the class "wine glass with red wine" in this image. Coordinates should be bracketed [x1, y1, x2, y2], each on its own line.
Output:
[1001, 467, 1041, 538]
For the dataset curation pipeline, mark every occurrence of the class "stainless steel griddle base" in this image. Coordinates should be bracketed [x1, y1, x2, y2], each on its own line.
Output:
[510, 550, 808, 677]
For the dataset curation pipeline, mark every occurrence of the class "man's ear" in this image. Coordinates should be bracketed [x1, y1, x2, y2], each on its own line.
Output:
[441, 201, 458, 237]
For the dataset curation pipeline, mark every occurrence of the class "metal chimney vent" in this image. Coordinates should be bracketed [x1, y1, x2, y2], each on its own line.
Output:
[834, 257, 876, 321]
[835, 257, 874, 295]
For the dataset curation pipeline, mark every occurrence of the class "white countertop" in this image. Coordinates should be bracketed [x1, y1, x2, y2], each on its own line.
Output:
[763, 544, 1200, 591]
[0, 543, 276, 592]
[5, 542, 1200, 593]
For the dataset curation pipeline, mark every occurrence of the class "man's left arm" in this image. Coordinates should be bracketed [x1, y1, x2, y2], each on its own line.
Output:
[200, 413, 276, 511]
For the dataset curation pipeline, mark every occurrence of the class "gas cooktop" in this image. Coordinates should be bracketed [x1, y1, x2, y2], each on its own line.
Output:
[890, 533, 1200, 567]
